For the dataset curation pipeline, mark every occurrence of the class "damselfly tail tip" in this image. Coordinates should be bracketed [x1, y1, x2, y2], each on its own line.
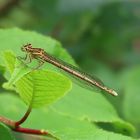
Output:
[112, 90, 118, 96]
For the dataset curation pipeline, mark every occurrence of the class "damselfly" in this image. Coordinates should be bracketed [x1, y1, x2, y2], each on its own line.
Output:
[20, 44, 118, 96]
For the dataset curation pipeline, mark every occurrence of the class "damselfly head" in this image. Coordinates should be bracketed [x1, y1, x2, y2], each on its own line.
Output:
[21, 43, 32, 52]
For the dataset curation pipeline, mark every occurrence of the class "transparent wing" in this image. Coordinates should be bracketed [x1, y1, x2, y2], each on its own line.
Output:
[44, 52, 105, 93]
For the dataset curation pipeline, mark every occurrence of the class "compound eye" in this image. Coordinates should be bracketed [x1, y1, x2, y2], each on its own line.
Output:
[27, 43, 32, 48]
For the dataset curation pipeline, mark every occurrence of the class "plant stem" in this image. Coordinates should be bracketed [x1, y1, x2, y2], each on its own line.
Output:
[14, 127, 58, 139]
[15, 125, 58, 139]
[0, 116, 15, 128]
[14, 126, 48, 135]
[0, 100, 57, 138]
[0, 116, 57, 139]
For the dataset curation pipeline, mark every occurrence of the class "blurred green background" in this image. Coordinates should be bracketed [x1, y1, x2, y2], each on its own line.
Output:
[0, 0, 140, 138]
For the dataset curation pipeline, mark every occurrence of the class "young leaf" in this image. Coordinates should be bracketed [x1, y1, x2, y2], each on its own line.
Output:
[2, 51, 72, 108]
[2, 51, 16, 74]
[2, 51, 31, 90]
[15, 70, 72, 108]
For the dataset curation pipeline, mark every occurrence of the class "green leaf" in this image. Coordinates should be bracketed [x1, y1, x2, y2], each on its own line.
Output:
[0, 28, 74, 66]
[0, 28, 135, 137]
[0, 94, 137, 140]
[2, 51, 31, 91]
[29, 109, 136, 140]
[123, 66, 140, 123]
[0, 94, 29, 120]
[2, 51, 16, 74]
[0, 122, 15, 140]
[52, 84, 135, 135]
[2, 51, 72, 108]
[15, 70, 72, 108]
[0, 51, 16, 83]
[6, 58, 31, 86]
[0, 28, 72, 108]
[0, 65, 5, 74]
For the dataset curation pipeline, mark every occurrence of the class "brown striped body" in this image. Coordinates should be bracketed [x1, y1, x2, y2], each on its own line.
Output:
[21, 44, 118, 96]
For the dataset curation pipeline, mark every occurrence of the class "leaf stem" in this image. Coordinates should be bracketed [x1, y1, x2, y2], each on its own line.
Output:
[15, 106, 32, 126]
